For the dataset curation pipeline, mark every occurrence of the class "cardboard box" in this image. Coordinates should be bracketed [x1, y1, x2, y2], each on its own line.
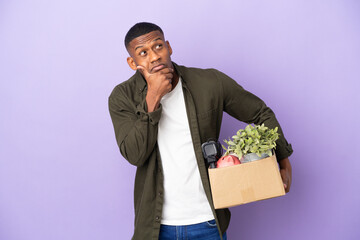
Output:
[208, 154, 285, 209]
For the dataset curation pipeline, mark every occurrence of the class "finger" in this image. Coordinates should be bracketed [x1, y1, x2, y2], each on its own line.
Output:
[137, 65, 150, 78]
[283, 178, 290, 193]
[286, 179, 291, 193]
[166, 84, 172, 93]
[159, 67, 174, 74]
[280, 169, 288, 190]
[164, 73, 173, 80]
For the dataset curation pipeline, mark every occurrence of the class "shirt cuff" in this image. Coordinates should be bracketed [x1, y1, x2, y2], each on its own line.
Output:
[135, 98, 162, 125]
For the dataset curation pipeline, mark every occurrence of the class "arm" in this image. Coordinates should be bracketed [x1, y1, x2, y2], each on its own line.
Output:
[216, 69, 293, 160]
[216, 70, 293, 191]
[109, 67, 173, 167]
[279, 157, 292, 193]
[108, 89, 162, 167]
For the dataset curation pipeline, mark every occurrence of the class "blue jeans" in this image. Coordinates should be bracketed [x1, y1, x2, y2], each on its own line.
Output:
[159, 219, 227, 240]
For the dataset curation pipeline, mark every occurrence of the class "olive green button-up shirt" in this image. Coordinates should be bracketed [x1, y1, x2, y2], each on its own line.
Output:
[108, 62, 293, 240]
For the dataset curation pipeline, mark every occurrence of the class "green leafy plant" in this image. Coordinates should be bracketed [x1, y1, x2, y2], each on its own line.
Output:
[222, 124, 279, 159]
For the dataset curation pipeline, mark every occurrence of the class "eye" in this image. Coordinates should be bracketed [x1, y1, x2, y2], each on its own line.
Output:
[139, 51, 146, 56]
[155, 44, 163, 49]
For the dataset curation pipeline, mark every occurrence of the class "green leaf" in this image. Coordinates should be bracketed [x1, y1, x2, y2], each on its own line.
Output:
[221, 123, 279, 160]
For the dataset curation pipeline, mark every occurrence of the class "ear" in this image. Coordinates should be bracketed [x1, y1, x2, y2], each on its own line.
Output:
[166, 40, 173, 56]
[127, 57, 137, 71]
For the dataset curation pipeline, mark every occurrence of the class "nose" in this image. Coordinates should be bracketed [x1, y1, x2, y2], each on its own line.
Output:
[149, 49, 160, 63]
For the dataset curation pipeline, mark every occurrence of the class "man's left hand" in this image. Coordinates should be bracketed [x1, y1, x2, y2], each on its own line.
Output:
[278, 157, 292, 193]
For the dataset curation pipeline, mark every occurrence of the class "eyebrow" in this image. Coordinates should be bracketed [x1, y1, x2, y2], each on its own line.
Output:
[134, 38, 163, 51]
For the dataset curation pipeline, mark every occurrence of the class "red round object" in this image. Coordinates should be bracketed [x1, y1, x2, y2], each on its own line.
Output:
[216, 155, 241, 168]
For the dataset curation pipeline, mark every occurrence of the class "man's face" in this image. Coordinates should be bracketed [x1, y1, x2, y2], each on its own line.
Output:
[126, 30, 173, 74]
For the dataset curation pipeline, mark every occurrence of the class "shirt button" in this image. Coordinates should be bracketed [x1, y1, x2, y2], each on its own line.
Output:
[155, 216, 160, 221]
[158, 192, 162, 196]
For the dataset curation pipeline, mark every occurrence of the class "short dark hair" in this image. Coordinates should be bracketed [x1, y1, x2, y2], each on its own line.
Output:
[124, 22, 163, 49]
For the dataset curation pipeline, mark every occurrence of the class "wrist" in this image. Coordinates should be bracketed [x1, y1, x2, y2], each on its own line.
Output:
[145, 92, 161, 113]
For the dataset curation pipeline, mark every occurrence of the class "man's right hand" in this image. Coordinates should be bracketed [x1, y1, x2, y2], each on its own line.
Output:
[137, 65, 174, 112]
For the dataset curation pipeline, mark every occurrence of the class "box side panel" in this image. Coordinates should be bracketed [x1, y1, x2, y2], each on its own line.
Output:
[209, 155, 285, 209]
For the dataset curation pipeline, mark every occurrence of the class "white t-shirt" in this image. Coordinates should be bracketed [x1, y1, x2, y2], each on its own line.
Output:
[157, 77, 214, 225]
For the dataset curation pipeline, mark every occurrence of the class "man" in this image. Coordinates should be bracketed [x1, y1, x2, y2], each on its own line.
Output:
[109, 22, 293, 240]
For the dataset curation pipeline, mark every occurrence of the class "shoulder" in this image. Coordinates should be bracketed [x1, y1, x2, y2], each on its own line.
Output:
[108, 72, 146, 113]
[176, 64, 221, 79]
[109, 72, 142, 102]
[175, 64, 230, 90]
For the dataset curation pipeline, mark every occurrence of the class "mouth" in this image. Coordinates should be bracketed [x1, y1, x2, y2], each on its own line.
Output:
[151, 64, 166, 73]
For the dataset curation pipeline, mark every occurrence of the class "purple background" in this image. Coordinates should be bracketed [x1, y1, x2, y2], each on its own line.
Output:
[1, 1, 359, 239]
